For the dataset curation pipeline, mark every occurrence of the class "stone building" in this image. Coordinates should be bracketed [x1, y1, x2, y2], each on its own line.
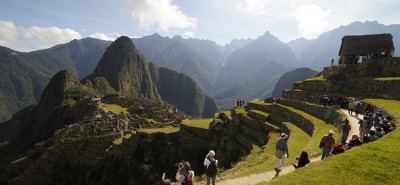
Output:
[338, 33, 395, 64]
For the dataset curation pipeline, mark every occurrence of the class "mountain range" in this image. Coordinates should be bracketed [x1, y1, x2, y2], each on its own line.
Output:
[1, 20, 400, 122]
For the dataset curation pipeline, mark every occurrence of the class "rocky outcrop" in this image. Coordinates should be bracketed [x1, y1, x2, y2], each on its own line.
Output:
[154, 67, 217, 118]
[87, 36, 161, 101]
[272, 68, 319, 98]
[86, 36, 217, 118]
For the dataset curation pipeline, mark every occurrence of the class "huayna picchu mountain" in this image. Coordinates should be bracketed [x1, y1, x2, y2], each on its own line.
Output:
[85, 36, 217, 118]
[86, 36, 161, 101]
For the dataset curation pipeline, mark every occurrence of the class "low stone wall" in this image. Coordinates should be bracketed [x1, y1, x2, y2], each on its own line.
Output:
[180, 124, 209, 138]
[234, 134, 254, 151]
[295, 79, 400, 100]
[276, 99, 343, 125]
[266, 105, 314, 136]
[238, 116, 271, 145]
[87, 133, 120, 144]
[282, 90, 321, 104]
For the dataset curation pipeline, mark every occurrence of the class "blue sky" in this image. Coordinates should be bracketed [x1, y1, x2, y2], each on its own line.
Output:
[1, 0, 400, 51]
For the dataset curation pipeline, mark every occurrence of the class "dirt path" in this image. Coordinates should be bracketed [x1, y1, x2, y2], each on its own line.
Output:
[213, 109, 361, 185]
[217, 157, 321, 185]
[340, 108, 363, 143]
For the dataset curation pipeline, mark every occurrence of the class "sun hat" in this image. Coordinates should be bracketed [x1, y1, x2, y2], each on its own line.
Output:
[208, 150, 215, 157]
[279, 133, 288, 139]
[329, 130, 334, 135]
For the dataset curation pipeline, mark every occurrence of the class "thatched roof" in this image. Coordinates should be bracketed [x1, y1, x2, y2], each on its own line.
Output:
[338, 33, 394, 56]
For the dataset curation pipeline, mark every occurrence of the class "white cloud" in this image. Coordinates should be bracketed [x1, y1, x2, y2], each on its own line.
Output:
[0, 20, 19, 46]
[295, 4, 331, 39]
[89, 32, 116, 41]
[22, 26, 82, 48]
[236, 0, 267, 15]
[125, 0, 197, 31]
[0, 19, 82, 51]
[182, 31, 195, 38]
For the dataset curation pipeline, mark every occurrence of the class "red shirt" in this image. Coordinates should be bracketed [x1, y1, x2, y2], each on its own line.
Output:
[322, 135, 335, 148]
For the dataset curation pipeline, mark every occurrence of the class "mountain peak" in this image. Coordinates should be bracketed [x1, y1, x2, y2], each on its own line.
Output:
[87, 36, 161, 100]
[113, 36, 136, 49]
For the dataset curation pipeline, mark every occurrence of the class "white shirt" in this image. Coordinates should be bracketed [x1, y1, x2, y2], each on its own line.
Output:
[204, 157, 218, 168]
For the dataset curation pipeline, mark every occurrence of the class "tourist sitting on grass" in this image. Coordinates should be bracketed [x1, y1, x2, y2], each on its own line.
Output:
[389, 123, 396, 132]
[348, 135, 362, 149]
[331, 143, 345, 155]
[292, 151, 310, 169]
[368, 130, 379, 142]
[375, 127, 385, 138]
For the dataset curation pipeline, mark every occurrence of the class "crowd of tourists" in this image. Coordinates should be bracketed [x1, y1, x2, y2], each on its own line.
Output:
[275, 98, 397, 176]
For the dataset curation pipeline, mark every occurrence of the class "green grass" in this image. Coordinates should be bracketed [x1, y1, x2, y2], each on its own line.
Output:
[218, 121, 311, 180]
[112, 137, 123, 145]
[214, 100, 339, 181]
[277, 104, 340, 157]
[182, 119, 213, 129]
[354, 77, 400, 81]
[146, 118, 159, 123]
[250, 109, 269, 117]
[11, 156, 27, 164]
[0, 141, 9, 147]
[223, 111, 233, 120]
[102, 104, 129, 114]
[260, 98, 400, 185]
[304, 75, 326, 81]
[138, 126, 179, 134]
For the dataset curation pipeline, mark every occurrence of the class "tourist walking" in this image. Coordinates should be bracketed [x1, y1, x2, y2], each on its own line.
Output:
[320, 130, 335, 160]
[204, 150, 218, 185]
[275, 133, 289, 173]
[341, 119, 351, 144]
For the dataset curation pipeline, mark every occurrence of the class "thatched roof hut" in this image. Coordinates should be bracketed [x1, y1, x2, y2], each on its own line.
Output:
[338, 33, 395, 64]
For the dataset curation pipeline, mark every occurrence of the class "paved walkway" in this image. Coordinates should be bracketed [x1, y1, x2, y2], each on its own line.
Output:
[214, 109, 360, 185]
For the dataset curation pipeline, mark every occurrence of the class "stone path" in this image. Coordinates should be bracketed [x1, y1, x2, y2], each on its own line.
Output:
[210, 109, 360, 185]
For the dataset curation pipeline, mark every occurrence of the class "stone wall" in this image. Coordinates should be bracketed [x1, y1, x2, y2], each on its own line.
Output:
[276, 99, 343, 126]
[294, 79, 400, 100]
[179, 124, 209, 138]
[247, 102, 314, 136]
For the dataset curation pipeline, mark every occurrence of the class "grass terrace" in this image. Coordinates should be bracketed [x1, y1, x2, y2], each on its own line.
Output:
[0, 141, 9, 147]
[218, 121, 311, 180]
[138, 126, 179, 134]
[304, 75, 326, 82]
[276, 104, 340, 157]
[11, 156, 27, 164]
[182, 119, 213, 129]
[261, 98, 400, 185]
[102, 103, 129, 114]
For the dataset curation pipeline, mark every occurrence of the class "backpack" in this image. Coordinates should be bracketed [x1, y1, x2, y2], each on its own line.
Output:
[183, 172, 193, 185]
[206, 160, 217, 177]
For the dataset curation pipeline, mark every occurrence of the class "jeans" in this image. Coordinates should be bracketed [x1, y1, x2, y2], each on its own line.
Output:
[321, 146, 331, 160]
[207, 176, 216, 185]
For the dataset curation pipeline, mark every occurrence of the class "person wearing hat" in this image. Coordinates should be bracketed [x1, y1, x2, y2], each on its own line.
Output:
[320, 130, 336, 160]
[204, 150, 218, 185]
[275, 133, 289, 173]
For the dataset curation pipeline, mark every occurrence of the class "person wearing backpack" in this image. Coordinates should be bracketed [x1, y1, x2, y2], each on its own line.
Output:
[320, 130, 335, 160]
[183, 162, 194, 185]
[275, 133, 289, 173]
[176, 161, 194, 185]
[204, 150, 218, 185]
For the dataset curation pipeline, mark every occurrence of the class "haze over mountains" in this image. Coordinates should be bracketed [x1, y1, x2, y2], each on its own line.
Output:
[0, 20, 399, 122]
